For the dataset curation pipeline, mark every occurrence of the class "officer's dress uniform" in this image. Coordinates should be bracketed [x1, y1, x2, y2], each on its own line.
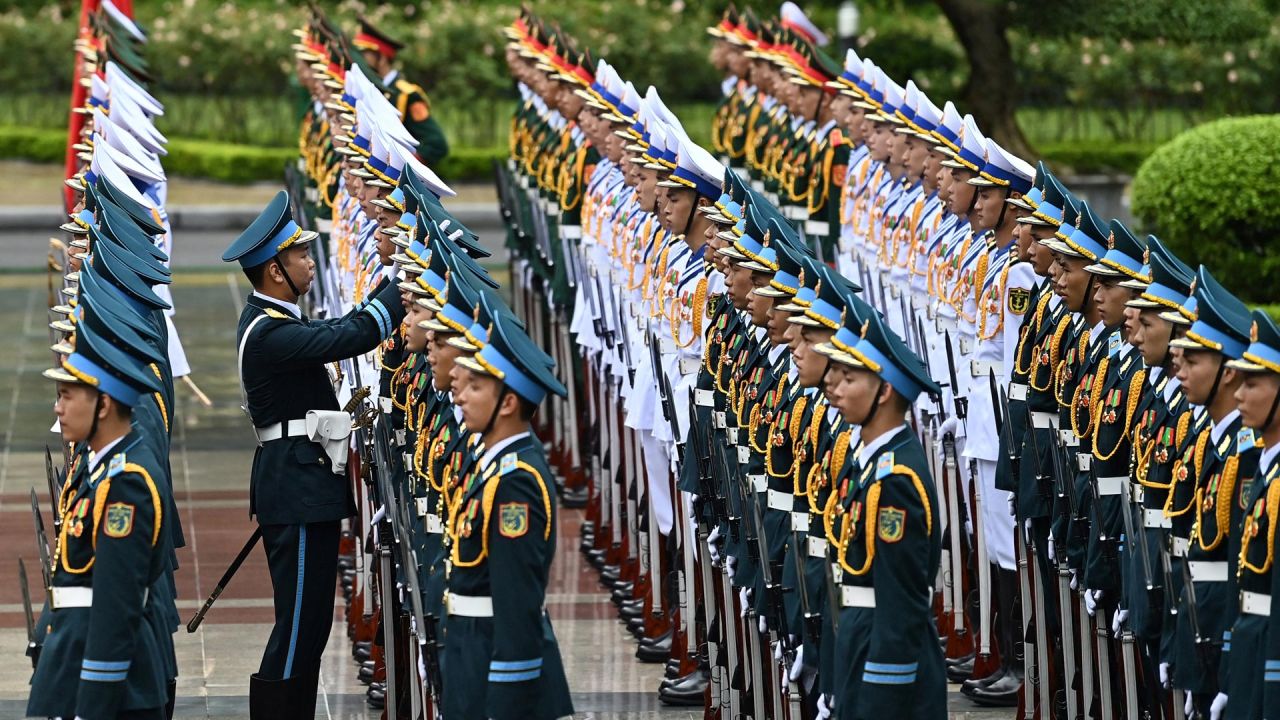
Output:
[223, 192, 407, 705]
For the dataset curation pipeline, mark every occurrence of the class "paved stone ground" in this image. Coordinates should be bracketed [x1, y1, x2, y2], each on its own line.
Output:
[0, 227, 1014, 718]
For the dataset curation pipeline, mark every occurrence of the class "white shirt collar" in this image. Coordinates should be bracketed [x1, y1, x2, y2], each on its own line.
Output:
[1211, 408, 1241, 445]
[1148, 367, 1162, 385]
[478, 431, 531, 471]
[1260, 442, 1280, 477]
[253, 290, 302, 319]
[90, 435, 127, 472]
[858, 423, 906, 468]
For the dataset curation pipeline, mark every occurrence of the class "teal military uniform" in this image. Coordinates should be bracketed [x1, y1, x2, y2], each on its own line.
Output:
[1223, 310, 1280, 719]
[815, 312, 945, 720]
[444, 310, 574, 720]
[31, 311, 172, 720]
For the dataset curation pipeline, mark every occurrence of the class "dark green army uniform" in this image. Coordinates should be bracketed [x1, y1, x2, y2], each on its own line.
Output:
[352, 18, 449, 165]
[222, 191, 407, 711]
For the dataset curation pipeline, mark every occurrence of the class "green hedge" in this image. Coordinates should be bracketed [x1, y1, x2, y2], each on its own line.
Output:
[0, 126, 503, 185]
[1131, 115, 1280, 302]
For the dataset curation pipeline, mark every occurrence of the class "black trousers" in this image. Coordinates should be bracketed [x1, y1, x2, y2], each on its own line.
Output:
[258, 520, 341, 680]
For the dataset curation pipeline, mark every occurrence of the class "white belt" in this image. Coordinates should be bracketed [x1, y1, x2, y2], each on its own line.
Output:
[1060, 430, 1080, 448]
[727, 428, 739, 445]
[714, 411, 727, 428]
[935, 315, 957, 334]
[767, 489, 792, 512]
[426, 513, 444, 535]
[841, 585, 876, 608]
[782, 205, 807, 221]
[737, 445, 750, 465]
[960, 337, 974, 355]
[808, 537, 828, 558]
[695, 389, 714, 407]
[1128, 484, 1145, 504]
[750, 474, 767, 493]
[1189, 561, 1228, 583]
[971, 360, 1003, 378]
[791, 512, 810, 532]
[50, 586, 94, 609]
[1172, 536, 1190, 557]
[1096, 476, 1126, 496]
[255, 419, 308, 443]
[314, 218, 333, 234]
[679, 356, 702, 376]
[1031, 412, 1059, 429]
[751, 180, 765, 193]
[1143, 509, 1171, 529]
[446, 593, 494, 617]
[560, 224, 582, 240]
[1242, 591, 1271, 617]
[1009, 383, 1029, 401]
[51, 586, 148, 609]
[805, 220, 831, 236]
[1077, 453, 1092, 472]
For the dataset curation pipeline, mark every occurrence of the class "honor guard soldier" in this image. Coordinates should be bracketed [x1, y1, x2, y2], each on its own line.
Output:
[1167, 267, 1254, 718]
[353, 16, 449, 165]
[222, 190, 407, 717]
[1223, 309, 1280, 720]
[1120, 236, 1196, 716]
[445, 310, 574, 720]
[30, 308, 172, 720]
[817, 310, 946, 720]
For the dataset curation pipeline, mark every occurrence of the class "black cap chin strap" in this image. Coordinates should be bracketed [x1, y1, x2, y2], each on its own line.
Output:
[1204, 357, 1227, 409]
[274, 254, 303, 299]
[1263, 383, 1280, 432]
[481, 387, 510, 440]
[859, 379, 887, 427]
[995, 188, 1011, 229]
[87, 391, 105, 447]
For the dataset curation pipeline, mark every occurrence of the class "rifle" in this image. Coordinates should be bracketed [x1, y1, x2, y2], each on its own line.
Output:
[29, 488, 52, 592]
[747, 489, 789, 719]
[44, 446, 63, 536]
[19, 557, 37, 667]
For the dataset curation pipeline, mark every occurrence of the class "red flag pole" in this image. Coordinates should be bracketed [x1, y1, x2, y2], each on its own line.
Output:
[63, 0, 103, 212]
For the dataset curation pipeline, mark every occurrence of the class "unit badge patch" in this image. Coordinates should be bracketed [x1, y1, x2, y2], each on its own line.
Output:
[499, 502, 529, 538]
[1008, 287, 1031, 315]
[877, 506, 906, 543]
[104, 502, 135, 538]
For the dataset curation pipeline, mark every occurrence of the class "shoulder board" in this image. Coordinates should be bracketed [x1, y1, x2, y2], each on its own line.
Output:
[263, 308, 292, 320]
[108, 453, 126, 478]
[499, 452, 519, 476]
[876, 452, 895, 480]
[1239, 427, 1257, 450]
[394, 79, 425, 96]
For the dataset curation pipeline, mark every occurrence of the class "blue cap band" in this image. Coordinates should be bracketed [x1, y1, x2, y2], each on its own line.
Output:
[852, 337, 925, 403]
[64, 352, 143, 406]
[477, 343, 545, 404]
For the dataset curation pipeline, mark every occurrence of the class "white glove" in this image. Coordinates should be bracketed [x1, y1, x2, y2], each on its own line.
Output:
[1084, 589, 1098, 616]
[1070, 571, 1078, 591]
[726, 555, 737, 580]
[418, 642, 428, 683]
[1112, 608, 1129, 635]
[1008, 494, 1017, 517]
[816, 693, 833, 719]
[1210, 692, 1227, 720]
[789, 643, 805, 682]
[1185, 690, 1195, 718]
[708, 525, 721, 544]
[739, 588, 751, 617]
[1048, 536, 1056, 562]
[938, 416, 961, 438]
[688, 494, 699, 520]
[1159, 662, 1170, 689]
[760, 615, 768, 634]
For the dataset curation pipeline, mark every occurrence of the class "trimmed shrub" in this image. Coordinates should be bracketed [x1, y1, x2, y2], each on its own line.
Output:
[1131, 115, 1280, 302]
